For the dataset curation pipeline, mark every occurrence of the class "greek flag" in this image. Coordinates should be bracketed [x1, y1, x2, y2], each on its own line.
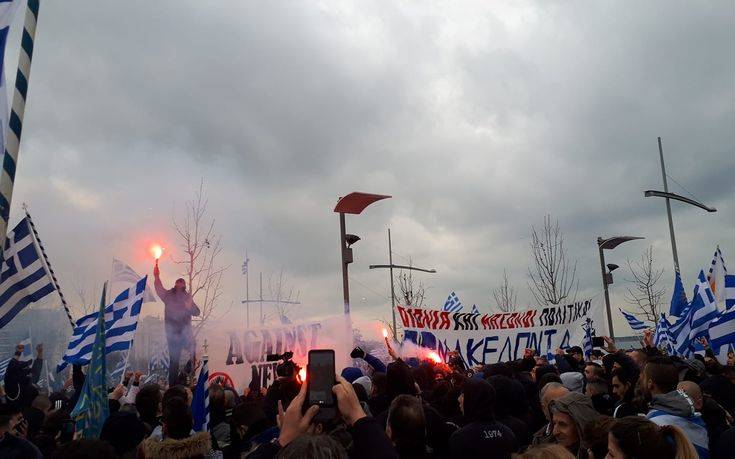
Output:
[653, 314, 671, 351]
[0, 218, 56, 329]
[442, 292, 463, 313]
[689, 270, 719, 343]
[707, 246, 728, 307]
[709, 308, 735, 362]
[242, 255, 249, 275]
[619, 308, 648, 331]
[669, 270, 689, 317]
[582, 318, 593, 360]
[58, 277, 147, 372]
[725, 274, 735, 310]
[111, 258, 156, 303]
[192, 358, 209, 432]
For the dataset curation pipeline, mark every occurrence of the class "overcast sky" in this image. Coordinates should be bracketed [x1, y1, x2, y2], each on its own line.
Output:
[7, 1, 735, 334]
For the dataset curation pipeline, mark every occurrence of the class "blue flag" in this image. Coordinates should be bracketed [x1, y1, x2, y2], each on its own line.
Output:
[70, 283, 109, 438]
[669, 270, 689, 317]
[192, 358, 209, 432]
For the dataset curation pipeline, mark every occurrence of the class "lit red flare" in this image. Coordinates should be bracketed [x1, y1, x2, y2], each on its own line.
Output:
[427, 351, 442, 364]
[382, 328, 389, 339]
[151, 244, 164, 260]
[298, 367, 307, 382]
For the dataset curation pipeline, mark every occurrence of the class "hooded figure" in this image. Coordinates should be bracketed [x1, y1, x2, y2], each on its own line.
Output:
[154, 264, 201, 386]
[549, 392, 600, 458]
[449, 379, 517, 459]
[647, 390, 709, 458]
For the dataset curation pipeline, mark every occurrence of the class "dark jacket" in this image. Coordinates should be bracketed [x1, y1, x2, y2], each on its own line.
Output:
[450, 379, 517, 458]
[0, 432, 43, 459]
[3, 357, 42, 408]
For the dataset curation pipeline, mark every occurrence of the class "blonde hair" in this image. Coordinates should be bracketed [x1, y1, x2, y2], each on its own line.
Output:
[513, 444, 574, 459]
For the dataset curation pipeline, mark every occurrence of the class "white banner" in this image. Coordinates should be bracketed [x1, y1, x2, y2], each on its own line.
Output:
[399, 299, 604, 365]
[207, 314, 352, 389]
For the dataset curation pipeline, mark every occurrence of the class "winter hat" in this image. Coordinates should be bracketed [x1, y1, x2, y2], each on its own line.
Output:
[461, 378, 496, 423]
[341, 367, 364, 383]
[560, 372, 584, 393]
[353, 376, 373, 395]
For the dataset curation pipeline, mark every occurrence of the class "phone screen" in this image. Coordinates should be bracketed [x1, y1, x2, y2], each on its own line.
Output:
[592, 337, 605, 347]
[307, 350, 335, 407]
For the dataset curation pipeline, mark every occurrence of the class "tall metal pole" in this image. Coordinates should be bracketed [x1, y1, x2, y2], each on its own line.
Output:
[388, 229, 397, 340]
[598, 242, 615, 340]
[245, 249, 249, 328]
[259, 272, 263, 325]
[0, 0, 41, 254]
[658, 137, 680, 273]
[339, 212, 350, 314]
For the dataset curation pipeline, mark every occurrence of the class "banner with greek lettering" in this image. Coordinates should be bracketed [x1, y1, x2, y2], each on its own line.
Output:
[206, 314, 352, 389]
[399, 299, 605, 366]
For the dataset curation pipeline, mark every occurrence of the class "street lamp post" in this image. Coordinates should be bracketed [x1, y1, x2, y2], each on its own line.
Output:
[597, 236, 644, 340]
[645, 137, 716, 273]
[369, 228, 436, 340]
[334, 192, 391, 315]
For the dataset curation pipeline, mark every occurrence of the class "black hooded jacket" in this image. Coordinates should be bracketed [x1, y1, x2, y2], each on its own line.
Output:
[449, 379, 517, 459]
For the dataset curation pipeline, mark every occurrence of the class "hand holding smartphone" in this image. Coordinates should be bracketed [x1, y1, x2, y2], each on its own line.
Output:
[304, 349, 336, 422]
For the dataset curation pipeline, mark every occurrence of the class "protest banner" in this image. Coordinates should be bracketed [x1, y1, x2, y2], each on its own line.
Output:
[399, 299, 605, 366]
[206, 314, 352, 389]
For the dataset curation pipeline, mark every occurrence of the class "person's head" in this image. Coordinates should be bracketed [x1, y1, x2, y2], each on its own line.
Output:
[353, 376, 373, 397]
[162, 396, 193, 440]
[535, 364, 560, 385]
[386, 360, 417, 399]
[560, 372, 584, 393]
[277, 434, 348, 459]
[515, 443, 575, 459]
[163, 384, 190, 407]
[386, 394, 426, 456]
[173, 277, 186, 292]
[39, 409, 73, 444]
[100, 411, 146, 457]
[0, 403, 22, 434]
[642, 357, 678, 397]
[584, 363, 604, 382]
[610, 369, 637, 403]
[231, 401, 266, 439]
[459, 378, 496, 423]
[51, 439, 117, 459]
[550, 392, 600, 451]
[538, 372, 563, 389]
[136, 383, 163, 422]
[31, 394, 52, 413]
[540, 382, 569, 421]
[567, 346, 584, 363]
[727, 350, 735, 367]
[607, 416, 697, 459]
[582, 416, 613, 459]
[584, 379, 608, 398]
[626, 350, 648, 369]
[676, 381, 703, 411]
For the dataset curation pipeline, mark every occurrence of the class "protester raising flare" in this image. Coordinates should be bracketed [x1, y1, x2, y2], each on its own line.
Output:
[153, 258, 201, 386]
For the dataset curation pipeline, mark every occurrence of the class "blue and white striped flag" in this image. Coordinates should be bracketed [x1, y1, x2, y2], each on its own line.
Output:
[689, 270, 719, 343]
[725, 274, 735, 310]
[709, 308, 735, 363]
[0, 218, 56, 329]
[442, 292, 463, 313]
[707, 246, 728, 308]
[470, 304, 479, 314]
[653, 314, 671, 351]
[58, 277, 147, 372]
[619, 308, 648, 331]
[669, 270, 689, 317]
[668, 307, 693, 357]
[112, 258, 156, 303]
[192, 358, 209, 432]
[582, 318, 593, 360]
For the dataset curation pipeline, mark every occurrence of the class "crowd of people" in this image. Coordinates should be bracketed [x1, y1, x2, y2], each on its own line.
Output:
[2, 330, 735, 458]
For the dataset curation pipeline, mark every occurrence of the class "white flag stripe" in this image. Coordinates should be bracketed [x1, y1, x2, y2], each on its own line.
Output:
[111, 258, 156, 303]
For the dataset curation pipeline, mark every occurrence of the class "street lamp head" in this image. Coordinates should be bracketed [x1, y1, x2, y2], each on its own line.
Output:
[345, 234, 361, 247]
[607, 263, 619, 272]
[598, 236, 645, 250]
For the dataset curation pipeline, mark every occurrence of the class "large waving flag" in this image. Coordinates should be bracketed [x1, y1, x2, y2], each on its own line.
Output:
[70, 288, 109, 438]
[442, 292, 463, 313]
[668, 311, 692, 358]
[725, 274, 735, 310]
[0, 218, 56, 329]
[192, 357, 209, 432]
[58, 277, 147, 371]
[709, 308, 735, 364]
[111, 258, 156, 303]
[653, 314, 671, 352]
[619, 308, 648, 332]
[707, 246, 728, 307]
[689, 270, 719, 343]
[669, 270, 689, 317]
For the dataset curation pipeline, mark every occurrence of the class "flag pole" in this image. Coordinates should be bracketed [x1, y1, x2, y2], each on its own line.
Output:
[0, 0, 41, 254]
[23, 204, 74, 328]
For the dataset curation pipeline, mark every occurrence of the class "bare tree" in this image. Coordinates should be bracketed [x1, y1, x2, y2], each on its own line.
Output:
[527, 215, 578, 306]
[267, 268, 301, 324]
[171, 180, 228, 336]
[70, 276, 100, 318]
[625, 245, 665, 323]
[396, 259, 426, 308]
[492, 269, 518, 312]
